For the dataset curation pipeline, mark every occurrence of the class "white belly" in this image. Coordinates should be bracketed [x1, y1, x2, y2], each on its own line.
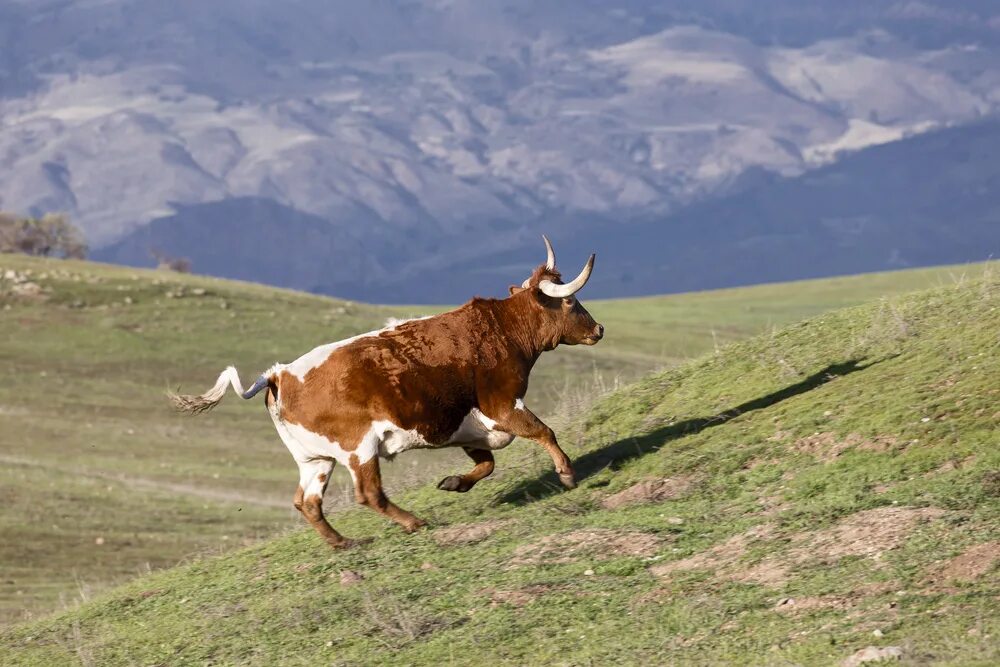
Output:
[376, 409, 514, 459]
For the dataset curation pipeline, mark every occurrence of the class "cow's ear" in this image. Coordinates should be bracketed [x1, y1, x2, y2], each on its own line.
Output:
[508, 285, 526, 296]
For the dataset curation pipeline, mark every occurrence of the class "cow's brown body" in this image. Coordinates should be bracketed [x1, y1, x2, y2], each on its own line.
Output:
[170, 241, 603, 548]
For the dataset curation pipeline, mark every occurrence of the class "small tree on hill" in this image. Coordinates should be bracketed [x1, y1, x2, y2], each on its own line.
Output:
[0, 212, 88, 259]
[151, 248, 192, 273]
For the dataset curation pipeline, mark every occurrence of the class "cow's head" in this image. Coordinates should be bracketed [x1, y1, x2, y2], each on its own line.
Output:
[510, 236, 604, 347]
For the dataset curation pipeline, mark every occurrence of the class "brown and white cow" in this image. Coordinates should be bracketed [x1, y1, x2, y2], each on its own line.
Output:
[169, 236, 604, 548]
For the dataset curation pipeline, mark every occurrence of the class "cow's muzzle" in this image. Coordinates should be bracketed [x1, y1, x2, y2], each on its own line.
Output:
[583, 323, 604, 345]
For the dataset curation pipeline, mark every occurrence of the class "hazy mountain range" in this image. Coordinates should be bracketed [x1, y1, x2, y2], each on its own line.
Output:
[1, 1, 998, 301]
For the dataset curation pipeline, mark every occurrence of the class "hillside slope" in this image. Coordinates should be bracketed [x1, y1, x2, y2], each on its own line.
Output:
[3, 267, 997, 665]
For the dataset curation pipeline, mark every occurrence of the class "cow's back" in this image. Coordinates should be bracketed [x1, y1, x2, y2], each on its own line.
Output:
[275, 311, 490, 448]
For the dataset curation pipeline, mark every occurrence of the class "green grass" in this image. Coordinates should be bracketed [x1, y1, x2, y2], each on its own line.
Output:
[1, 260, 997, 665]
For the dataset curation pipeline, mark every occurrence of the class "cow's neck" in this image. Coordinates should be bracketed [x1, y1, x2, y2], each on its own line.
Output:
[484, 294, 559, 365]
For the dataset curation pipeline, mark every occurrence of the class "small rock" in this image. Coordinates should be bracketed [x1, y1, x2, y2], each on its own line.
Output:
[94, 537, 105, 545]
[872, 629, 884, 638]
[841, 646, 903, 666]
[191, 288, 206, 296]
[339, 570, 364, 586]
[419, 562, 436, 570]
[666, 517, 684, 525]
[583, 569, 595, 576]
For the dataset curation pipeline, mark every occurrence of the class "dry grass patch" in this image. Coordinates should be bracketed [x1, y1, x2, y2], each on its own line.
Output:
[509, 529, 664, 566]
[600, 476, 695, 510]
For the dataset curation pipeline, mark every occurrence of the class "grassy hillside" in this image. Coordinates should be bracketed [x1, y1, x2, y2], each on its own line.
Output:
[2, 265, 997, 665]
[0, 255, 990, 626]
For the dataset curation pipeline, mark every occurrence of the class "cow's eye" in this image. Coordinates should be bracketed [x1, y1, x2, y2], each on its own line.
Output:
[563, 297, 575, 307]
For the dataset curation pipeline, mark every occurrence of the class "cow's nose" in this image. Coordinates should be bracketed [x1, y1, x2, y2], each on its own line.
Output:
[595, 324, 604, 338]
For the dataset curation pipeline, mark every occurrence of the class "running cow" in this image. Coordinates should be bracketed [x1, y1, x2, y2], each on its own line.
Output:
[169, 236, 604, 548]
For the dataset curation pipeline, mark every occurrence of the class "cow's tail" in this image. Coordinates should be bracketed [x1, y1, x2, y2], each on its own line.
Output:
[168, 366, 272, 415]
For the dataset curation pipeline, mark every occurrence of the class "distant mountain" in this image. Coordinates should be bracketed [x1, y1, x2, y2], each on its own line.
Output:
[96, 121, 1000, 303]
[3, 1, 1000, 301]
[550, 120, 1000, 301]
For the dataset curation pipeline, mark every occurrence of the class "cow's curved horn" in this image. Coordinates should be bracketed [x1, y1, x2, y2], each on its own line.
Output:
[538, 254, 595, 298]
[542, 234, 556, 270]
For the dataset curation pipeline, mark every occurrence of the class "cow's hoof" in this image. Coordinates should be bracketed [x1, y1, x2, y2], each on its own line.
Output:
[403, 518, 428, 533]
[437, 475, 470, 493]
[558, 472, 577, 490]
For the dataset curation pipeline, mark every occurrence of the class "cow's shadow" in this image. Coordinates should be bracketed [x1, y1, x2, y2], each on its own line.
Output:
[496, 358, 882, 506]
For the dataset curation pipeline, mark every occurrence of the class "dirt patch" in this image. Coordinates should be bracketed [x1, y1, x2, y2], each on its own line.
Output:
[744, 456, 781, 470]
[924, 541, 1000, 587]
[841, 646, 903, 666]
[793, 432, 898, 462]
[772, 582, 897, 617]
[484, 584, 567, 607]
[924, 456, 976, 478]
[773, 595, 856, 615]
[787, 507, 945, 563]
[509, 529, 664, 566]
[339, 570, 364, 586]
[982, 471, 1000, 497]
[650, 524, 777, 580]
[731, 558, 790, 586]
[432, 519, 511, 546]
[651, 507, 944, 587]
[757, 494, 791, 517]
[601, 476, 695, 510]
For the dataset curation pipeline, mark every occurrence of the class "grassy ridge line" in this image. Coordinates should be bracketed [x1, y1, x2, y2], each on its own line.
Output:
[0, 254, 991, 625]
[2, 269, 997, 665]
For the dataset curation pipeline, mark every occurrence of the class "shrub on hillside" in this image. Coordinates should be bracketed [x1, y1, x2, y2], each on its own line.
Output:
[0, 212, 87, 259]
[151, 249, 193, 273]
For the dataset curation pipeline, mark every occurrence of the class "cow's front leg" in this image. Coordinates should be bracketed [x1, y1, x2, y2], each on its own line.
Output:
[438, 447, 496, 493]
[479, 398, 575, 489]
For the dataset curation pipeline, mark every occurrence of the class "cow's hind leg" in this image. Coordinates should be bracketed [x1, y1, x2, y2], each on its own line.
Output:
[348, 455, 426, 533]
[437, 446, 495, 493]
[293, 458, 356, 549]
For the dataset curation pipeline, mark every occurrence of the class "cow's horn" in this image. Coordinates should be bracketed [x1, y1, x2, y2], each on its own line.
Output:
[542, 234, 556, 270]
[538, 254, 595, 298]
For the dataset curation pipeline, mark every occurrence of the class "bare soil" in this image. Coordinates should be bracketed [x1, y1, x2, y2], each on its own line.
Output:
[651, 507, 946, 586]
[923, 541, 1000, 589]
[600, 476, 695, 510]
[432, 520, 512, 546]
[793, 432, 898, 463]
[509, 529, 664, 566]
